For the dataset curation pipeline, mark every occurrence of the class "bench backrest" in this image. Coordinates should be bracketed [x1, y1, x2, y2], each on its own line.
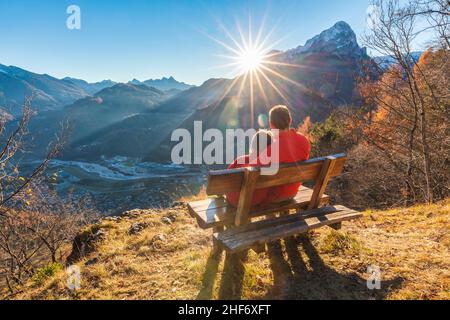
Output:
[206, 153, 347, 226]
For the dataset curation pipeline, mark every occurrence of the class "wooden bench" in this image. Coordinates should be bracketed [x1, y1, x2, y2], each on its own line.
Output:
[188, 153, 362, 254]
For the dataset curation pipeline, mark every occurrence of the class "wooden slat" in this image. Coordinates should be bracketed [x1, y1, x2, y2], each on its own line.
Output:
[255, 156, 344, 190]
[308, 156, 337, 210]
[235, 169, 260, 226]
[206, 154, 346, 196]
[206, 170, 244, 196]
[214, 206, 362, 253]
[190, 185, 310, 212]
[187, 187, 330, 229]
[216, 206, 345, 237]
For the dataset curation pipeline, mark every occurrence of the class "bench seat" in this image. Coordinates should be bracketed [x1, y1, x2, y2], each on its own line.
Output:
[187, 186, 330, 230]
[213, 205, 362, 253]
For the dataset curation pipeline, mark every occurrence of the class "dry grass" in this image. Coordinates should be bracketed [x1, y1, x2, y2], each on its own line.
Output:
[11, 199, 450, 300]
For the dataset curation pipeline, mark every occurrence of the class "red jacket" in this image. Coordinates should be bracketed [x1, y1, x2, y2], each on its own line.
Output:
[225, 130, 310, 207]
[264, 129, 310, 204]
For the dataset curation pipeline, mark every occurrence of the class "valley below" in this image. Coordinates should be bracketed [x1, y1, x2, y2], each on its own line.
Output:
[23, 157, 206, 215]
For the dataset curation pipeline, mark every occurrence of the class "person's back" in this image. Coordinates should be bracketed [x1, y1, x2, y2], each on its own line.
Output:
[226, 130, 273, 207]
[264, 105, 310, 204]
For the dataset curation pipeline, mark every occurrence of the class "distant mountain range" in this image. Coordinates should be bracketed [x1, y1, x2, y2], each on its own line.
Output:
[62, 77, 117, 96]
[5, 21, 413, 164]
[26, 83, 170, 159]
[0, 64, 90, 115]
[373, 51, 423, 70]
[129, 77, 194, 92]
[0, 64, 194, 116]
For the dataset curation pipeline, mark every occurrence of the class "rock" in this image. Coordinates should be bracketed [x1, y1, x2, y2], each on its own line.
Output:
[162, 211, 178, 224]
[66, 227, 107, 264]
[161, 217, 173, 225]
[122, 209, 146, 219]
[150, 234, 166, 244]
[128, 222, 149, 235]
[171, 201, 185, 208]
[104, 216, 121, 222]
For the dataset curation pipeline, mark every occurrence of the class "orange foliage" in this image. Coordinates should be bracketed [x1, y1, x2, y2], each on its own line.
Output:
[298, 116, 313, 142]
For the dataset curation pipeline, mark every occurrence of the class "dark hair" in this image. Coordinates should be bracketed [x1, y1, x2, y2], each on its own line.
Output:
[251, 130, 273, 155]
[269, 105, 292, 130]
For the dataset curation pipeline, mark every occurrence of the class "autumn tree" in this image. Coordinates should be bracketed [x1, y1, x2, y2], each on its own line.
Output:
[359, 0, 449, 204]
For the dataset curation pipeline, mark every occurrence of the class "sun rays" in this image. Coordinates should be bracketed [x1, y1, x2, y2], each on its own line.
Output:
[208, 18, 305, 128]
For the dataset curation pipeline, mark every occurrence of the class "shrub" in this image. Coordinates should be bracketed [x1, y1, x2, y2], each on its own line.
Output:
[32, 263, 63, 286]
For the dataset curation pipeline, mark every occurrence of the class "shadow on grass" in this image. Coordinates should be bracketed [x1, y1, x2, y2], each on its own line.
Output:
[196, 252, 222, 300]
[196, 249, 248, 300]
[267, 236, 404, 300]
[197, 237, 404, 300]
[218, 251, 248, 300]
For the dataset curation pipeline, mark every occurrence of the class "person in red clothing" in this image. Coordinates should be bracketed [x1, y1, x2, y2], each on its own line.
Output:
[263, 105, 311, 204]
[226, 130, 273, 207]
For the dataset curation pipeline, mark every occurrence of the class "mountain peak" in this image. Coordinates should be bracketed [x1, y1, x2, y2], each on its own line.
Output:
[332, 21, 353, 31]
[304, 21, 358, 50]
[143, 77, 194, 91]
[129, 78, 142, 85]
[285, 21, 365, 60]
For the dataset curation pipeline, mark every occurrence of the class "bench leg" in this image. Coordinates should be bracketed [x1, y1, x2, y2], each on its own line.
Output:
[330, 222, 342, 230]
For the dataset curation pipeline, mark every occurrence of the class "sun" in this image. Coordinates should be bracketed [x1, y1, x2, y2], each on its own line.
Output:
[238, 47, 265, 73]
[205, 18, 305, 127]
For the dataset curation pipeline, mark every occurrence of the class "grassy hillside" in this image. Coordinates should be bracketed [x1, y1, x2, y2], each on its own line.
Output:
[10, 199, 449, 300]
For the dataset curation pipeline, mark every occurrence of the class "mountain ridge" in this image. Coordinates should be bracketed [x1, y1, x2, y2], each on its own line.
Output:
[0, 64, 195, 117]
[129, 76, 195, 92]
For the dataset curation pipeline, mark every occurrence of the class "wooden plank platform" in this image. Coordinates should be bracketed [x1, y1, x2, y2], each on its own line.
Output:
[213, 205, 362, 253]
[187, 186, 330, 229]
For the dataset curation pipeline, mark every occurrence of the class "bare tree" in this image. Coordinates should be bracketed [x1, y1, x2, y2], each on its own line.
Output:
[0, 98, 65, 214]
[0, 97, 85, 294]
[406, 0, 450, 48]
[361, 0, 449, 203]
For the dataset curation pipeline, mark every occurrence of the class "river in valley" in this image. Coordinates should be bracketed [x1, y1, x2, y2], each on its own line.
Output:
[24, 156, 207, 215]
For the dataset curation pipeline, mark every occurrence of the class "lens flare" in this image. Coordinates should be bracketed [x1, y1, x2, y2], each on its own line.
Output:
[238, 47, 265, 73]
[205, 17, 306, 127]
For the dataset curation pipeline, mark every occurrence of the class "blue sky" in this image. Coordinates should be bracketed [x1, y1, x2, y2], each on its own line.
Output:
[0, 0, 422, 85]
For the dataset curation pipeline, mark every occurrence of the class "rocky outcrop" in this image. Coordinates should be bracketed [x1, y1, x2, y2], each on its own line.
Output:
[66, 226, 107, 264]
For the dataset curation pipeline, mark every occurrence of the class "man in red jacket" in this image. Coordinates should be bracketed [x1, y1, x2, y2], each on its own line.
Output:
[263, 105, 311, 204]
